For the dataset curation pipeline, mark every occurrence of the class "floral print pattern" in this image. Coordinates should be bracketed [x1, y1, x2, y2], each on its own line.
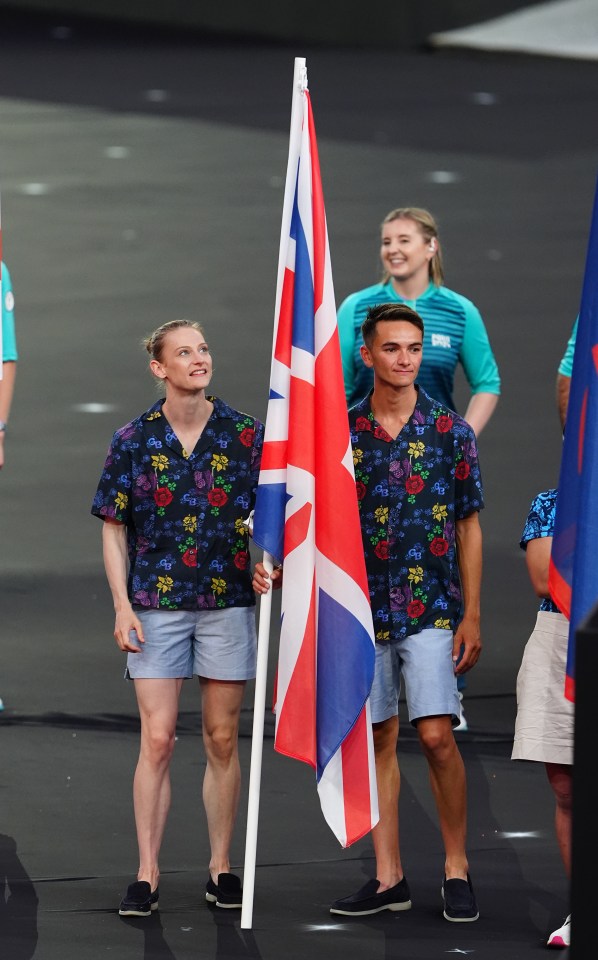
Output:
[520, 489, 560, 613]
[349, 388, 484, 642]
[92, 397, 263, 610]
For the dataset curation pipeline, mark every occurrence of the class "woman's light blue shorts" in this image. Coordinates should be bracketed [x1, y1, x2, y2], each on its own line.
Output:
[369, 628, 461, 727]
[126, 606, 257, 681]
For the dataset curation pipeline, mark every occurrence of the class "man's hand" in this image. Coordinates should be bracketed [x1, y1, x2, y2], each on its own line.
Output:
[252, 561, 283, 594]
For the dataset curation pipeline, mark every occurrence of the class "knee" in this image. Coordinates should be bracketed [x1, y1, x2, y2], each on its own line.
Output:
[418, 726, 453, 761]
[204, 725, 237, 764]
[143, 727, 176, 764]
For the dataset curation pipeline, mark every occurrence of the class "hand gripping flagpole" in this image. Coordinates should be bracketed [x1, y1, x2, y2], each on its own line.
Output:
[240, 57, 307, 931]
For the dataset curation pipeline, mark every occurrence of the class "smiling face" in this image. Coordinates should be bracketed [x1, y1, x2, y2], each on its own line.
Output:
[360, 319, 423, 390]
[150, 326, 213, 393]
[380, 216, 435, 288]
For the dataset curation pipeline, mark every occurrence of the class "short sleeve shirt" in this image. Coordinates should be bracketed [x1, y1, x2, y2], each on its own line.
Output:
[91, 397, 263, 610]
[520, 488, 560, 613]
[349, 387, 484, 642]
[1, 261, 18, 362]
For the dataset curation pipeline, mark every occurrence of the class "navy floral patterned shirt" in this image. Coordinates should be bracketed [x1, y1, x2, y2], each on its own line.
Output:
[91, 397, 263, 610]
[349, 388, 484, 642]
[520, 488, 560, 614]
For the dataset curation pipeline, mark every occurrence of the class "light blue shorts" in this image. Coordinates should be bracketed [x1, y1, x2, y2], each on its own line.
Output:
[126, 606, 257, 681]
[369, 628, 460, 727]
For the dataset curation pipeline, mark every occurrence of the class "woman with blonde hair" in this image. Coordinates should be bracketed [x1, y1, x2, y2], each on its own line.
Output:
[338, 207, 500, 437]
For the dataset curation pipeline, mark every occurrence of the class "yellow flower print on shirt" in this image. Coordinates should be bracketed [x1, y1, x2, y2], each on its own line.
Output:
[156, 576, 174, 594]
[408, 441, 425, 459]
[408, 565, 424, 584]
[211, 454, 229, 472]
[374, 506, 388, 525]
[353, 447, 363, 466]
[151, 454, 169, 472]
[432, 503, 448, 522]
[376, 630, 390, 642]
[183, 515, 197, 533]
[212, 577, 227, 595]
[434, 618, 451, 630]
[115, 492, 128, 511]
[235, 518, 247, 535]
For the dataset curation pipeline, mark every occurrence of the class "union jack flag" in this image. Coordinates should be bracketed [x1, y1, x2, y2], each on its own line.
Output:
[252, 63, 379, 847]
[549, 175, 598, 703]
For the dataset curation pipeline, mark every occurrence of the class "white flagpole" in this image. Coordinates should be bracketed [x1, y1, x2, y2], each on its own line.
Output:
[240, 57, 307, 931]
[240, 549, 274, 930]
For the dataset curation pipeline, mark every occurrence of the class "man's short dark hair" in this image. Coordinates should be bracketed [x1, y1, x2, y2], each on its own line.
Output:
[361, 302, 424, 348]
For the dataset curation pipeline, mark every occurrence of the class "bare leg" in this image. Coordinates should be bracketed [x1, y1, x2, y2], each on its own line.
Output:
[199, 677, 246, 880]
[371, 715, 406, 889]
[133, 677, 183, 891]
[546, 762, 573, 877]
[417, 715, 469, 879]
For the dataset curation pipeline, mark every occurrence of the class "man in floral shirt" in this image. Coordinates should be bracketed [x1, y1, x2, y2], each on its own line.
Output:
[329, 302, 484, 922]
[92, 320, 263, 918]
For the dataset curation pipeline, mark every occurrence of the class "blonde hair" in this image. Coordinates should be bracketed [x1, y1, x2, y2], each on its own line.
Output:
[143, 319, 205, 362]
[380, 207, 444, 286]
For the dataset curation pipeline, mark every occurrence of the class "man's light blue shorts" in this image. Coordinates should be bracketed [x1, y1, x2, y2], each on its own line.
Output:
[126, 606, 257, 681]
[369, 628, 461, 727]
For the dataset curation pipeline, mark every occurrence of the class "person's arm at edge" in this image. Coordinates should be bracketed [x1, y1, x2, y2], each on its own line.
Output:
[0, 360, 16, 469]
[524, 535, 552, 599]
[463, 392, 499, 437]
[556, 374, 570, 430]
[454, 510, 483, 673]
[556, 317, 577, 429]
[337, 295, 358, 406]
[459, 299, 500, 436]
[102, 517, 144, 651]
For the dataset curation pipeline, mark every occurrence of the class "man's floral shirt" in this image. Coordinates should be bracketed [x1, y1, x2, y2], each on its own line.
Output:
[92, 397, 263, 610]
[349, 388, 484, 642]
[520, 488, 560, 613]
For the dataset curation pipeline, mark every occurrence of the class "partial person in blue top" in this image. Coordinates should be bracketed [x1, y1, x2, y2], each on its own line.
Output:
[1, 260, 18, 471]
[512, 489, 573, 949]
[556, 316, 577, 429]
[0, 260, 17, 713]
[337, 207, 501, 436]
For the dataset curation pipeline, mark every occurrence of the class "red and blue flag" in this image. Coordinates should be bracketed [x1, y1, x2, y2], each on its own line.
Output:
[549, 176, 598, 703]
[252, 66, 379, 847]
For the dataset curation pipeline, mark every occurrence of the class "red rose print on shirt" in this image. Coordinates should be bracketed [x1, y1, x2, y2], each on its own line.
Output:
[208, 488, 229, 507]
[355, 417, 372, 431]
[407, 599, 425, 618]
[154, 487, 173, 507]
[455, 461, 470, 480]
[239, 427, 255, 447]
[436, 415, 453, 433]
[182, 547, 198, 567]
[405, 475, 424, 495]
[374, 540, 389, 560]
[430, 537, 449, 556]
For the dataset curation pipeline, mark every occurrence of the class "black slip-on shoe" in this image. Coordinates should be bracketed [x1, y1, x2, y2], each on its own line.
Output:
[442, 874, 479, 922]
[205, 873, 243, 909]
[330, 877, 412, 916]
[118, 880, 159, 917]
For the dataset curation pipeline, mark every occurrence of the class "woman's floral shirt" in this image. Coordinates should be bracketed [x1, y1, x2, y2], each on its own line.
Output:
[520, 488, 560, 613]
[349, 388, 484, 642]
[91, 397, 263, 610]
